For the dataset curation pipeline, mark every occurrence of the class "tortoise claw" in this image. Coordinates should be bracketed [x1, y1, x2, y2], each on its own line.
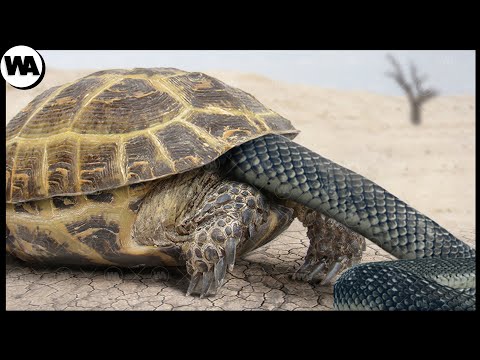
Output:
[225, 238, 236, 271]
[200, 272, 214, 299]
[293, 255, 349, 285]
[214, 258, 227, 287]
[321, 256, 348, 285]
[184, 230, 239, 297]
[306, 263, 326, 282]
[320, 261, 343, 285]
[292, 258, 315, 281]
[186, 256, 231, 298]
[186, 273, 201, 297]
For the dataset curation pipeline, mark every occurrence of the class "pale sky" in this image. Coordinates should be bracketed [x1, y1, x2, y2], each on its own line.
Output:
[39, 50, 475, 96]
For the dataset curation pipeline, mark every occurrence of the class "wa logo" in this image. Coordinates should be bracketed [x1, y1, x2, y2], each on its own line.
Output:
[1, 46, 45, 90]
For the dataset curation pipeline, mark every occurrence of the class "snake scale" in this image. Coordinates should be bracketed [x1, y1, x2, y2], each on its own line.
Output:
[223, 134, 476, 310]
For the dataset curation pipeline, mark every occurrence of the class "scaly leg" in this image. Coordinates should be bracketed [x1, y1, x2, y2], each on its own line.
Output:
[291, 204, 365, 285]
[182, 181, 293, 298]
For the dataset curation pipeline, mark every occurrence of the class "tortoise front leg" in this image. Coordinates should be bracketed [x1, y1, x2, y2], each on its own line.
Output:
[182, 216, 243, 298]
[290, 204, 365, 285]
[181, 180, 294, 298]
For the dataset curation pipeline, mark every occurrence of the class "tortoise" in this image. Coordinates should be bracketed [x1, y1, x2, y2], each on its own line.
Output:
[6, 68, 475, 310]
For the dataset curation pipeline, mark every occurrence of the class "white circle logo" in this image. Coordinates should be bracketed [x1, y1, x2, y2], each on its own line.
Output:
[1, 45, 45, 90]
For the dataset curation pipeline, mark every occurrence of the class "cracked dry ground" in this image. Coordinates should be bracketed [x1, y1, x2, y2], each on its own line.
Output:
[6, 220, 475, 311]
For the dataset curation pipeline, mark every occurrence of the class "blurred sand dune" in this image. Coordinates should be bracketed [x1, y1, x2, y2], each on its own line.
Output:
[6, 68, 475, 243]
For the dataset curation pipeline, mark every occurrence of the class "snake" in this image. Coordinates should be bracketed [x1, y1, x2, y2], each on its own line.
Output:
[223, 134, 476, 310]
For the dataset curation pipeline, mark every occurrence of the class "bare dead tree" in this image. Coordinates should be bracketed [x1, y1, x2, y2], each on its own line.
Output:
[386, 54, 438, 125]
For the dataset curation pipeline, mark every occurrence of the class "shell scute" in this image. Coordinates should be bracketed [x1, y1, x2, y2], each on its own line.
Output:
[6, 68, 298, 203]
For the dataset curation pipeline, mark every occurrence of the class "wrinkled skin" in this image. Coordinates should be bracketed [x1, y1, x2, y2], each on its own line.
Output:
[132, 169, 364, 297]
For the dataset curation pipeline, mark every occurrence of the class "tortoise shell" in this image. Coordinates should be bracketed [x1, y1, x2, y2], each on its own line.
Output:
[6, 68, 299, 203]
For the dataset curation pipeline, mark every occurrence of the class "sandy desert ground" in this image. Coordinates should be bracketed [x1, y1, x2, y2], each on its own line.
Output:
[5, 69, 475, 310]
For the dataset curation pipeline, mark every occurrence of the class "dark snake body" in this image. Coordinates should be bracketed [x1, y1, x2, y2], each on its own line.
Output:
[223, 134, 475, 310]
